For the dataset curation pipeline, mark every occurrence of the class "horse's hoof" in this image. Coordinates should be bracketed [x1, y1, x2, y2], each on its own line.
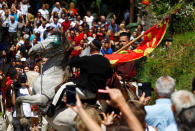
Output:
[20, 117, 28, 127]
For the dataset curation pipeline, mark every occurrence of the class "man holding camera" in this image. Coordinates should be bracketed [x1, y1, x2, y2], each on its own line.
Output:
[145, 76, 175, 131]
[11, 72, 32, 131]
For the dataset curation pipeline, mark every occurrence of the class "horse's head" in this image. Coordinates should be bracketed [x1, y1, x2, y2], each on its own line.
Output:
[29, 32, 71, 58]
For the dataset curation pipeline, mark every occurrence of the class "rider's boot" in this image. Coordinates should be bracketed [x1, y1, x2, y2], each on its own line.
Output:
[46, 104, 55, 117]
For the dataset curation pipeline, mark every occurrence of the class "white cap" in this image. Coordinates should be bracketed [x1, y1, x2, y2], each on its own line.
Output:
[50, 23, 56, 29]
[46, 23, 50, 28]
[21, 57, 26, 62]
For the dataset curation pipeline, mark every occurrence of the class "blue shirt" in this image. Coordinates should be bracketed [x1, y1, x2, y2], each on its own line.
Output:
[164, 122, 178, 131]
[8, 21, 18, 33]
[108, 24, 120, 33]
[101, 48, 113, 55]
[145, 98, 175, 131]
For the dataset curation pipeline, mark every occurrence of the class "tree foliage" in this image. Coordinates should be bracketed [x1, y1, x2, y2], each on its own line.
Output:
[136, 31, 195, 91]
[147, 0, 195, 33]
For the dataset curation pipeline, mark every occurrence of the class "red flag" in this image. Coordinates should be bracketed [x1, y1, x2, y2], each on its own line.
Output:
[105, 18, 170, 66]
[142, 0, 150, 6]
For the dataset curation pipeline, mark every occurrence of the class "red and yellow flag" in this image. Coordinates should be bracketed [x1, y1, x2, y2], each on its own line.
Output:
[142, 0, 150, 6]
[105, 18, 170, 66]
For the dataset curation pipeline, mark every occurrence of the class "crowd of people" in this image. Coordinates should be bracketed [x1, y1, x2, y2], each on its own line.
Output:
[0, 0, 194, 131]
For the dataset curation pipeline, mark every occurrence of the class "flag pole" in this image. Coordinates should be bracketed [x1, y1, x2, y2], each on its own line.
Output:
[114, 33, 144, 54]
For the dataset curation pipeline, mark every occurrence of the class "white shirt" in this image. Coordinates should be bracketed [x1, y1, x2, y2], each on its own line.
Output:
[52, 7, 62, 15]
[50, 22, 61, 31]
[84, 16, 94, 29]
[17, 9, 22, 17]
[17, 40, 25, 47]
[37, 25, 46, 41]
[13, 87, 32, 117]
[38, 9, 48, 20]
[0, 9, 4, 16]
[70, 20, 83, 28]
[49, 17, 54, 23]
[2, 15, 9, 27]
[20, 4, 28, 15]
[8, 21, 18, 33]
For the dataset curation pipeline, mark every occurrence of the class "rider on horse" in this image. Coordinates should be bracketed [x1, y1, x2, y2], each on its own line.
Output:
[47, 38, 113, 117]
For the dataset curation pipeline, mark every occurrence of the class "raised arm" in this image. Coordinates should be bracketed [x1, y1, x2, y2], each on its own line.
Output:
[106, 87, 144, 131]
[67, 94, 103, 131]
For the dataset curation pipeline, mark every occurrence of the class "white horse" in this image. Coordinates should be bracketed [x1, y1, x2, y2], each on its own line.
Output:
[16, 33, 78, 131]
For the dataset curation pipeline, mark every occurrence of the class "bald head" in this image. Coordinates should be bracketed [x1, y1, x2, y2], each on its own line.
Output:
[100, 15, 106, 22]
[56, 2, 60, 8]
[10, 16, 15, 22]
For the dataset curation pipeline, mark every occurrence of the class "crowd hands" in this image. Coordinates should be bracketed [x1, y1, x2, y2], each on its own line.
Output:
[0, 0, 194, 131]
[70, 77, 195, 131]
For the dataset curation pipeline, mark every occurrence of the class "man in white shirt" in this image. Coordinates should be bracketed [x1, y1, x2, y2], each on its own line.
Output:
[52, 2, 62, 16]
[38, 4, 48, 21]
[2, 9, 9, 27]
[8, 16, 18, 44]
[37, 21, 46, 41]
[84, 11, 94, 29]
[0, 7, 5, 17]
[20, 0, 28, 18]
[50, 17, 61, 32]
[12, 73, 32, 131]
[16, 4, 23, 17]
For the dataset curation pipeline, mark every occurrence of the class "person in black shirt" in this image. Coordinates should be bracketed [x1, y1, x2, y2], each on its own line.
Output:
[47, 39, 113, 117]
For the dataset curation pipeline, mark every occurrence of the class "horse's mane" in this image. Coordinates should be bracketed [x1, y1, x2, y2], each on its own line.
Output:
[26, 71, 39, 87]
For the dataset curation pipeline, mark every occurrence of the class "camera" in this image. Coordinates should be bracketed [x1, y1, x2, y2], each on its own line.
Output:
[13, 73, 27, 90]
[66, 85, 76, 106]
[97, 89, 110, 100]
[18, 73, 27, 83]
[138, 82, 153, 97]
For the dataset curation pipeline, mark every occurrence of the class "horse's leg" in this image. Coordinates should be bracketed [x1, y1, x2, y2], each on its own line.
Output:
[16, 94, 49, 126]
[15, 99, 28, 128]
[17, 94, 49, 105]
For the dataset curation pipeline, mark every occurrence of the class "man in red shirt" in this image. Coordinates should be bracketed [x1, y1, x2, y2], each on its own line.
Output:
[61, 14, 71, 32]
[68, 29, 75, 41]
